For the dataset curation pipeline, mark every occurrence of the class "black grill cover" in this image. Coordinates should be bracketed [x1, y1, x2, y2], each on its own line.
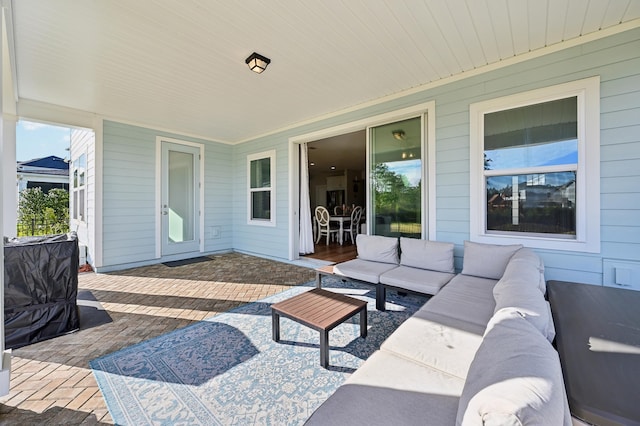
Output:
[4, 233, 80, 349]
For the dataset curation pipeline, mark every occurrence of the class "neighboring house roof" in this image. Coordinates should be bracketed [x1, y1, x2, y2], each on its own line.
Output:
[17, 155, 70, 180]
[17, 155, 69, 170]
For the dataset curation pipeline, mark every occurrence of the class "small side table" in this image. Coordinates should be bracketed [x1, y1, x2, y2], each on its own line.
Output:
[271, 288, 367, 368]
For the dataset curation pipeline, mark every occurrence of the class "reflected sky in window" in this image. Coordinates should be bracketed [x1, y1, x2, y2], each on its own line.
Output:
[387, 159, 421, 186]
[485, 139, 577, 170]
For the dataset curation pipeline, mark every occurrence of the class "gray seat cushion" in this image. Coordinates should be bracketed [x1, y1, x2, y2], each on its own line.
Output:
[381, 310, 486, 379]
[424, 274, 497, 328]
[306, 350, 463, 426]
[380, 265, 455, 295]
[333, 258, 398, 284]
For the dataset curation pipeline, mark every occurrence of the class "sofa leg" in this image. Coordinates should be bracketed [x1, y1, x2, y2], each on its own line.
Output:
[376, 284, 386, 311]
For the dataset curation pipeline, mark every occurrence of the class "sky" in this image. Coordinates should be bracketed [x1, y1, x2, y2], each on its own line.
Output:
[16, 120, 71, 162]
[484, 139, 578, 170]
[387, 159, 422, 187]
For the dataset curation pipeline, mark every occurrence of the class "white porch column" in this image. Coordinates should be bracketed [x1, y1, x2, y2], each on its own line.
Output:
[0, 2, 16, 397]
[2, 114, 16, 236]
[0, 112, 9, 397]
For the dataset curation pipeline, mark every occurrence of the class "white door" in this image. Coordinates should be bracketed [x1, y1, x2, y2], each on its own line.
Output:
[161, 141, 200, 256]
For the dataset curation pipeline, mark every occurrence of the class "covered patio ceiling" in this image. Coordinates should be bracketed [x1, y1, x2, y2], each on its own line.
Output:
[10, 0, 640, 143]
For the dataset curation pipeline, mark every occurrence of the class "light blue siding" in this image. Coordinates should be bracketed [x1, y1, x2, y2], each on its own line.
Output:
[96, 27, 639, 283]
[101, 120, 233, 271]
[232, 137, 290, 257]
[233, 27, 640, 285]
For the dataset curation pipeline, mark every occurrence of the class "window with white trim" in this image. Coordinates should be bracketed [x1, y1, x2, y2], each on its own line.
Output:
[247, 150, 275, 226]
[470, 77, 600, 252]
[72, 153, 86, 222]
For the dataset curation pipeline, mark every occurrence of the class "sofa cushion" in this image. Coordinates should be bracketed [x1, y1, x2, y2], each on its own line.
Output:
[424, 274, 497, 328]
[381, 310, 486, 380]
[493, 280, 556, 342]
[399, 237, 455, 273]
[306, 350, 464, 426]
[379, 265, 455, 295]
[333, 258, 398, 284]
[356, 234, 399, 264]
[456, 310, 571, 426]
[461, 241, 523, 280]
[499, 247, 546, 295]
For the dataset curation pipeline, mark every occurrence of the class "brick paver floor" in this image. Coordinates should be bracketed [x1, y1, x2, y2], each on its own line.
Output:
[0, 252, 315, 425]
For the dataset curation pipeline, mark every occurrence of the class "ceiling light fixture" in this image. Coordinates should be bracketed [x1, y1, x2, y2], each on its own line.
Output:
[392, 130, 406, 141]
[245, 52, 271, 74]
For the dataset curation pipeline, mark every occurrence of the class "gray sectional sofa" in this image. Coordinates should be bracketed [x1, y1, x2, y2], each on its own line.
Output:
[333, 235, 457, 310]
[306, 237, 571, 426]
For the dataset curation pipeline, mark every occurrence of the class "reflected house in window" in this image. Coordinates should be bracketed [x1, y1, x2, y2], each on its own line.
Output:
[521, 178, 576, 210]
[487, 172, 576, 235]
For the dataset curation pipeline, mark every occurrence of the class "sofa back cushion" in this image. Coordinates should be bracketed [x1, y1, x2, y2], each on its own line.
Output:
[499, 248, 546, 295]
[461, 241, 522, 280]
[455, 309, 571, 426]
[399, 238, 455, 273]
[493, 283, 556, 342]
[356, 234, 399, 264]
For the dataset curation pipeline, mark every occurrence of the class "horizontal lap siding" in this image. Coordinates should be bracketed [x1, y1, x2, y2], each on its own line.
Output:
[102, 122, 159, 265]
[597, 36, 640, 267]
[232, 137, 289, 257]
[233, 27, 640, 284]
[70, 129, 95, 264]
[431, 29, 640, 283]
[102, 120, 232, 269]
[204, 140, 233, 253]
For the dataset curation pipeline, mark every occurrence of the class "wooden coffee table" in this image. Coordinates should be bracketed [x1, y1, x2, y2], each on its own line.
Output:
[271, 288, 368, 368]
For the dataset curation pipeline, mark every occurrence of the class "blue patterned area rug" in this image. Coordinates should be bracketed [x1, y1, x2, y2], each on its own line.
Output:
[90, 277, 428, 425]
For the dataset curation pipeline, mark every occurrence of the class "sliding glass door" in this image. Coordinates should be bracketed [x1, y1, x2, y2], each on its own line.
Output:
[369, 116, 423, 238]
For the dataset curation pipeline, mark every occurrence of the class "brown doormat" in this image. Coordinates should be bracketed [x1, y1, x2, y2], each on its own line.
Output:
[162, 256, 212, 267]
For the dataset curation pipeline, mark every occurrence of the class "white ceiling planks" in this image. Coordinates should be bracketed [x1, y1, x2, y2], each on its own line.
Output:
[563, 0, 590, 39]
[10, 0, 640, 143]
[545, 0, 570, 44]
[524, 0, 548, 53]
[464, 0, 502, 65]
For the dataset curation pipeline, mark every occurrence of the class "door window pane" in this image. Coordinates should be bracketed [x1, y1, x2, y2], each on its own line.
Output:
[168, 150, 194, 243]
[370, 117, 422, 238]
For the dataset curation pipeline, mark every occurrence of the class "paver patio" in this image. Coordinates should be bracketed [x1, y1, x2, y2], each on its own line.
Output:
[0, 252, 315, 425]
